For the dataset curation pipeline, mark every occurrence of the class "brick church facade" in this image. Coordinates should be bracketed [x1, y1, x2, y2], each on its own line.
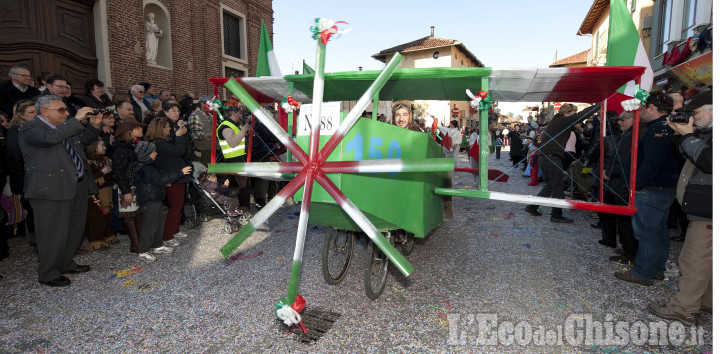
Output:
[0, 0, 273, 99]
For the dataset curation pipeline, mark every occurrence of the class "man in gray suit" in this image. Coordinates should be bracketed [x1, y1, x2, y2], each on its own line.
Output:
[20, 95, 102, 287]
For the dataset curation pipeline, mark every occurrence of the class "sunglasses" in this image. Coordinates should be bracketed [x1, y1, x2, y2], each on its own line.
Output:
[46, 107, 68, 114]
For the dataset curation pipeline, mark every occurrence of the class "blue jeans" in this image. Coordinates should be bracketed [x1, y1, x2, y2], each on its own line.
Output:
[631, 190, 675, 281]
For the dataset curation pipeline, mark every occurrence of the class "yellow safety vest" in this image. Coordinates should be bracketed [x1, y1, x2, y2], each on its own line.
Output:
[217, 120, 246, 159]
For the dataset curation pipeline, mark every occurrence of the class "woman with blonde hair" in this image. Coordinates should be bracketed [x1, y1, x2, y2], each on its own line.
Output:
[6, 100, 37, 243]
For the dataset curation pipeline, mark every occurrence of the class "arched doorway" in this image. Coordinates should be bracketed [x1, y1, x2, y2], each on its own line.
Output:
[0, 0, 98, 95]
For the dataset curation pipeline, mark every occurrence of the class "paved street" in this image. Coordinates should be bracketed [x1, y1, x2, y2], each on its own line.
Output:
[0, 147, 712, 352]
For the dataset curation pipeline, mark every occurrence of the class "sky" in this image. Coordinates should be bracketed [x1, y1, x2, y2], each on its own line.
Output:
[271, 0, 598, 116]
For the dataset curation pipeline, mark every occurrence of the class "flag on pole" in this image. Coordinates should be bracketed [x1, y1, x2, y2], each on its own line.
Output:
[606, 0, 653, 96]
[256, 19, 282, 77]
[302, 60, 315, 75]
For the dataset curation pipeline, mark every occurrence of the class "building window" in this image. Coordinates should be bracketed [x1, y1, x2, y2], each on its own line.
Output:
[681, 0, 697, 39]
[225, 67, 245, 78]
[222, 10, 246, 60]
[659, 0, 673, 53]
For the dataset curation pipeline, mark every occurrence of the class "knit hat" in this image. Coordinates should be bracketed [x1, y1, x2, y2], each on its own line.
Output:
[134, 141, 156, 162]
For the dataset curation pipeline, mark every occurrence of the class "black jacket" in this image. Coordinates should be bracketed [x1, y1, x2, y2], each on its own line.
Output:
[249, 121, 279, 162]
[111, 140, 138, 195]
[0, 80, 40, 117]
[632, 115, 681, 191]
[153, 135, 192, 184]
[5, 126, 25, 194]
[81, 94, 112, 109]
[508, 130, 524, 157]
[133, 161, 183, 206]
[539, 105, 599, 158]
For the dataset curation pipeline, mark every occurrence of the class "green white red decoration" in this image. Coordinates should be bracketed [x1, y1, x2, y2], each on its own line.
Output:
[466, 89, 492, 110]
[309, 18, 351, 44]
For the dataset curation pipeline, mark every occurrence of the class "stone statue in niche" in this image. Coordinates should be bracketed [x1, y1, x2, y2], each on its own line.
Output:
[145, 12, 163, 65]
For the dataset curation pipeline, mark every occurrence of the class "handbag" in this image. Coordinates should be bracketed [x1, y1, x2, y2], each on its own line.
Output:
[681, 184, 712, 218]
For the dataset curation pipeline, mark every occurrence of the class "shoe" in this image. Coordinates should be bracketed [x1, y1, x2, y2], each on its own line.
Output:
[153, 245, 175, 254]
[613, 248, 626, 255]
[163, 239, 180, 247]
[238, 212, 253, 226]
[40, 275, 71, 287]
[524, 206, 542, 216]
[550, 216, 574, 223]
[67, 265, 91, 274]
[614, 270, 653, 286]
[670, 235, 686, 242]
[654, 273, 665, 280]
[609, 255, 633, 264]
[648, 303, 698, 326]
[174, 231, 188, 238]
[700, 305, 712, 314]
[139, 252, 158, 262]
[598, 240, 616, 248]
[75, 248, 89, 255]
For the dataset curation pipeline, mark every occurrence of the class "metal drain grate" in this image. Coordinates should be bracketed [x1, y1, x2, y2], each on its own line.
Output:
[277, 308, 341, 343]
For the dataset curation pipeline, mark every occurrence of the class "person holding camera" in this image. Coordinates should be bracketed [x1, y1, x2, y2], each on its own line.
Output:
[19, 96, 102, 287]
[146, 103, 193, 246]
[649, 90, 712, 326]
[614, 92, 682, 286]
[217, 106, 253, 225]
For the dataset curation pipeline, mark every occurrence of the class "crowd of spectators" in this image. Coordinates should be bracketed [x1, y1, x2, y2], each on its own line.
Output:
[0, 65, 282, 285]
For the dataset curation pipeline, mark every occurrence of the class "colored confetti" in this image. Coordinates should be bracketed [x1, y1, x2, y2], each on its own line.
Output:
[229, 250, 264, 261]
[502, 212, 515, 219]
[108, 265, 144, 279]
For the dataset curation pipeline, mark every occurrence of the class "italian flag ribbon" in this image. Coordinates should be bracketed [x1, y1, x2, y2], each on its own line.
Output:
[281, 95, 299, 113]
[205, 97, 228, 121]
[309, 18, 351, 45]
[466, 89, 493, 111]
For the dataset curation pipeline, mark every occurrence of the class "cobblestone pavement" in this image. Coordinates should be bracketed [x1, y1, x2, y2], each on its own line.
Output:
[0, 147, 712, 352]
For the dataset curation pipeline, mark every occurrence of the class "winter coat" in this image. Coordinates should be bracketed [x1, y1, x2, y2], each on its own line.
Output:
[111, 140, 138, 195]
[153, 135, 191, 184]
[133, 161, 183, 206]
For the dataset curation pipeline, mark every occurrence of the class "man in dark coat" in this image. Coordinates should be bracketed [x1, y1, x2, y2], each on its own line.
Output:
[649, 90, 713, 326]
[0, 66, 41, 117]
[525, 103, 600, 223]
[19, 95, 102, 287]
[614, 92, 681, 286]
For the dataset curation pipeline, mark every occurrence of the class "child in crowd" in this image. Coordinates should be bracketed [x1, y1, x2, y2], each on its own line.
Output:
[199, 173, 240, 216]
[85, 139, 117, 250]
[527, 134, 542, 186]
[132, 141, 191, 262]
[494, 136, 503, 159]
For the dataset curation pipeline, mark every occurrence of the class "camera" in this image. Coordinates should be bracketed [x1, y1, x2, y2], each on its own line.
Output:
[92, 108, 112, 116]
[668, 111, 692, 123]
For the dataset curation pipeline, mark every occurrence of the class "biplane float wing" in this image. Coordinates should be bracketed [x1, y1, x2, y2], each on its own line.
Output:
[209, 66, 643, 218]
[210, 66, 645, 103]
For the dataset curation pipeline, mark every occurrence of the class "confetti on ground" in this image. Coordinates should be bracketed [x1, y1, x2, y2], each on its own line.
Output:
[229, 250, 264, 261]
[121, 278, 160, 292]
[491, 232, 499, 237]
[490, 217, 499, 222]
[522, 243, 531, 249]
[108, 265, 144, 279]
[502, 212, 515, 219]
[274, 228, 287, 233]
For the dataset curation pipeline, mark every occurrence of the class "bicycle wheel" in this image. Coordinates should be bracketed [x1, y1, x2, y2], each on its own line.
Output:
[321, 228, 354, 285]
[364, 240, 389, 300]
[400, 230, 415, 256]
